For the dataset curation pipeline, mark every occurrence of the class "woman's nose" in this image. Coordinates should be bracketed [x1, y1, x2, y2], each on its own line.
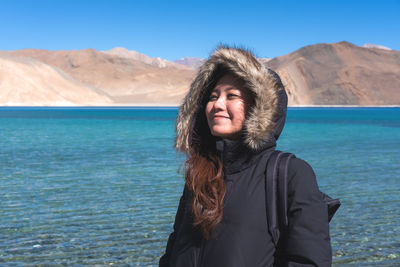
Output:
[213, 96, 226, 110]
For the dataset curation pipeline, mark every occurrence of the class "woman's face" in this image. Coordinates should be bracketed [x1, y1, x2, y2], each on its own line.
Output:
[205, 74, 252, 140]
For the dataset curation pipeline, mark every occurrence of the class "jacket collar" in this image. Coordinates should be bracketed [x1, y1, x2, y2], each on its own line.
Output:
[216, 137, 275, 175]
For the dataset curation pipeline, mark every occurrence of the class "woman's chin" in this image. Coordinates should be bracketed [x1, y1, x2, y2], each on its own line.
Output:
[210, 129, 240, 140]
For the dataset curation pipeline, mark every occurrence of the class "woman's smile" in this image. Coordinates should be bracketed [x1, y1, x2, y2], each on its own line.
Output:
[212, 114, 230, 119]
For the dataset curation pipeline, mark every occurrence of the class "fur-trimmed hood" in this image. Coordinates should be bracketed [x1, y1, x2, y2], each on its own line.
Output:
[175, 46, 288, 152]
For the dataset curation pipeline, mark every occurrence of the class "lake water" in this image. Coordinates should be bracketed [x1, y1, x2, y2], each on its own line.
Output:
[0, 107, 399, 266]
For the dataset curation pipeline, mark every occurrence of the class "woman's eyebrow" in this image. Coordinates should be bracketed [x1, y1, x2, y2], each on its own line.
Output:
[216, 86, 238, 90]
[212, 86, 240, 92]
[226, 87, 241, 92]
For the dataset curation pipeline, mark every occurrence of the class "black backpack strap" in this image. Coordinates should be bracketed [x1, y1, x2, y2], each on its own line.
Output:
[277, 152, 296, 228]
[266, 150, 295, 247]
[266, 150, 283, 246]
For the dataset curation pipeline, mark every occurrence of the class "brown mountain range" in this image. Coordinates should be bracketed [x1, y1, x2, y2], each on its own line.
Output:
[1, 41, 399, 106]
[3, 48, 195, 106]
[264, 41, 400, 105]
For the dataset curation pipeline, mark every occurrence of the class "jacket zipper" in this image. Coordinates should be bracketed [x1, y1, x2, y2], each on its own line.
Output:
[198, 237, 205, 267]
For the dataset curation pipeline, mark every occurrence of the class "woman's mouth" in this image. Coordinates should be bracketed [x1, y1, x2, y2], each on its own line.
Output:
[213, 115, 229, 120]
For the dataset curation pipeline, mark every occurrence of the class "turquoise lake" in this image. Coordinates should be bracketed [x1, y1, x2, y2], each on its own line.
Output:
[0, 107, 399, 266]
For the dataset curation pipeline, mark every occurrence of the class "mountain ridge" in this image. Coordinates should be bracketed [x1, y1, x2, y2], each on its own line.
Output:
[264, 41, 400, 105]
[1, 42, 399, 106]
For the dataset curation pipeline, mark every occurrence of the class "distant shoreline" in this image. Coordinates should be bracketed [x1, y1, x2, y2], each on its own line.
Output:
[289, 105, 400, 108]
[0, 105, 399, 109]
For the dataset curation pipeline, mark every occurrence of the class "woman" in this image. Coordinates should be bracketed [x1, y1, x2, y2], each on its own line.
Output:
[160, 46, 332, 266]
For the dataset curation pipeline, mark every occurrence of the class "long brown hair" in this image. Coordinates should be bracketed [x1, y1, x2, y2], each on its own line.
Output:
[184, 69, 228, 240]
[185, 147, 225, 240]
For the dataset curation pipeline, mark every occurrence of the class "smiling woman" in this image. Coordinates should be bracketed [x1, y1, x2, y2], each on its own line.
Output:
[205, 74, 254, 140]
[160, 46, 333, 267]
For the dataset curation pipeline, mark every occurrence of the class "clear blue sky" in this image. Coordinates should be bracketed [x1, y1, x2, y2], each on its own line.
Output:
[1, 0, 399, 61]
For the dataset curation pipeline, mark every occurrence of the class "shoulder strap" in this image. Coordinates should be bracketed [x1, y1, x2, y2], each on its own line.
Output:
[265, 150, 295, 247]
[277, 152, 295, 227]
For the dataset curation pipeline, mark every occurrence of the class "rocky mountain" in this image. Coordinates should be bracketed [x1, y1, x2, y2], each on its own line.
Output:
[264, 41, 400, 105]
[174, 57, 205, 69]
[1, 42, 399, 106]
[0, 53, 111, 106]
[103, 47, 188, 69]
[5, 48, 195, 106]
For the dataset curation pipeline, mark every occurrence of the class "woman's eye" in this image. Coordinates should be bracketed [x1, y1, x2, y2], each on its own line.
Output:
[209, 95, 218, 101]
[227, 93, 240, 99]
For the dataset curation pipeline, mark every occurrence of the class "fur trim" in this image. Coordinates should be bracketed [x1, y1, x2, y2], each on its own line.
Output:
[175, 46, 287, 152]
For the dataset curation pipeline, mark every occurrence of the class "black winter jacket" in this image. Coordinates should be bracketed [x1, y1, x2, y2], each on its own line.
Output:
[160, 46, 332, 266]
[160, 139, 332, 267]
